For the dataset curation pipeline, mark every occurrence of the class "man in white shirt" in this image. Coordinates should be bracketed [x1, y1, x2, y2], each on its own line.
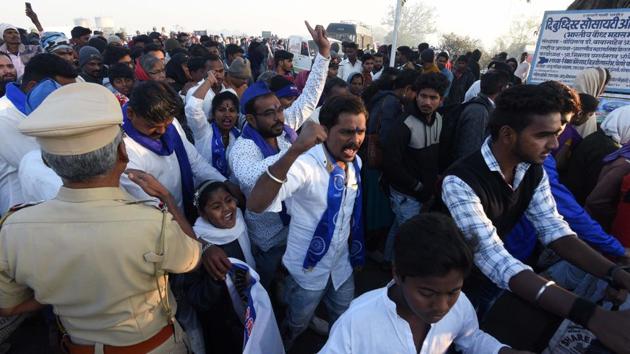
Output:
[319, 213, 530, 354]
[184, 54, 231, 115]
[228, 21, 331, 290]
[119, 80, 229, 220]
[247, 94, 367, 349]
[0, 53, 77, 215]
[337, 42, 362, 81]
[371, 53, 385, 81]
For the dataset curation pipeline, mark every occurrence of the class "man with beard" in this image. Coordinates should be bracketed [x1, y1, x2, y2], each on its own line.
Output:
[0, 24, 43, 79]
[40, 32, 76, 65]
[372, 53, 385, 80]
[247, 95, 367, 349]
[441, 84, 630, 354]
[184, 54, 231, 118]
[0, 53, 17, 97]
[382, 73, 449, 262]
[274, 50, 295, 82]
[78, 46, 104, 84]
[228, 21, 330, 293]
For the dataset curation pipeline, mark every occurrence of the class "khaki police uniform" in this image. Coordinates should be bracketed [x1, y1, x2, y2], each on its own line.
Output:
[0, 83, 201, 353]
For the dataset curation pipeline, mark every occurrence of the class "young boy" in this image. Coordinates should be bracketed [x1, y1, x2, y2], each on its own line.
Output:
[319, 213, 531, 354]
[108, 63, 135, 105]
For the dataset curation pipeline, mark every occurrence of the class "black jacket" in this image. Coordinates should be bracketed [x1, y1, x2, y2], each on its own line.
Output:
[444, 69, 475, 107]
[382, 106, 442, 201]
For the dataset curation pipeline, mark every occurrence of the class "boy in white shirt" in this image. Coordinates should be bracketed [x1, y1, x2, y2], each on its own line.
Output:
[319, 213, 533, 354]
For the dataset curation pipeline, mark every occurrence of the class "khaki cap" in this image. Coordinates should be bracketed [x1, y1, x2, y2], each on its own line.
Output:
[19, 83, 122, 156]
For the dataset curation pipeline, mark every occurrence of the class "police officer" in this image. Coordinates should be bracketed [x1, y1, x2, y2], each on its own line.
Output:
[0, 82, 201, 353]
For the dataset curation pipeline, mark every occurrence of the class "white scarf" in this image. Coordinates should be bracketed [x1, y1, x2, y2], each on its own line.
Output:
[193, 209, 256, 269]
[601, 105, 630, 145]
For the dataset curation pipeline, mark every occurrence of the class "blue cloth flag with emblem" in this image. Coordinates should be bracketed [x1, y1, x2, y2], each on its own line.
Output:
[304, 158, 365, 270]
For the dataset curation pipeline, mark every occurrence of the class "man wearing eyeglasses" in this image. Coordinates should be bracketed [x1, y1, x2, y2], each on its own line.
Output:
[228, 21, 330, 301]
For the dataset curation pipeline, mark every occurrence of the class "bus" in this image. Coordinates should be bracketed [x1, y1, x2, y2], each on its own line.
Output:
[326, 22, 374, 50]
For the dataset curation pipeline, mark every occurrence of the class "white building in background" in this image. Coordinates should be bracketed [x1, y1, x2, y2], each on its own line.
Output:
[73, 18, 92, 28]
[95, 17, 115, 34]
[71, 17, 116, 35]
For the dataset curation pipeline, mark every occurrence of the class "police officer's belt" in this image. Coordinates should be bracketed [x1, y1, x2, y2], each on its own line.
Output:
[61, 324, 174, 354]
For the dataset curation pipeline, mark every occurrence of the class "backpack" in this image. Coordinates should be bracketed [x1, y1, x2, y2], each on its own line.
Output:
[438, 96, 493, 173]
[612, 172, 630, 247]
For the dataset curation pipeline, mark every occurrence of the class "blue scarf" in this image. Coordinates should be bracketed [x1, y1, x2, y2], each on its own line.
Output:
[303, 153, 365, 270]
[5, 83, 26, 115]
[241, 123, 297, 226]
[603, 143, 630, 163]
[25, 78, 61, 114]
[240, 123, 297, 157]
[121, 103, 196, 220]
[211, 122, 240, 177]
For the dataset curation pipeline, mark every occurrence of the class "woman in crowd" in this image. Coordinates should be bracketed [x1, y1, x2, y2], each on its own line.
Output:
[347, 72, 364, 97]
[165, 52, 193, 95]
[572, 67, 610, 138]
[585, 104, 630, 235]
[565, 102, 630, 205]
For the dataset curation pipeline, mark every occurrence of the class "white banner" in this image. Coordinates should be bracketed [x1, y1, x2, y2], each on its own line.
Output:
[529, 9, 630, 95]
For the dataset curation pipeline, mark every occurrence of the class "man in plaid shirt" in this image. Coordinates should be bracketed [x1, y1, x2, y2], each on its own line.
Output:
[441, 84, 630, 353]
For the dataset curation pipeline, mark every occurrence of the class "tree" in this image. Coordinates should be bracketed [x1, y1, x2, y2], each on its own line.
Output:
[491, 16, 539, 59]
[438, 33, 482, 58]
[382, 0, 436, 47]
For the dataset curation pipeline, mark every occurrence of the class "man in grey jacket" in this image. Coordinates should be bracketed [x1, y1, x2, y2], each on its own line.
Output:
[453, 70, 511, 160]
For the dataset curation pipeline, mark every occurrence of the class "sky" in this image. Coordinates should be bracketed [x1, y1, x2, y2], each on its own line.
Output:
[4, 0, 574, 48]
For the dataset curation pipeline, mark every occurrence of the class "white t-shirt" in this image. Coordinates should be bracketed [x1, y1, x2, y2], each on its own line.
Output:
[319, 281, 506, 354]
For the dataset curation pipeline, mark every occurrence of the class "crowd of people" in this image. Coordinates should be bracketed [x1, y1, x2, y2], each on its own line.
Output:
[0, 5, 630, 354]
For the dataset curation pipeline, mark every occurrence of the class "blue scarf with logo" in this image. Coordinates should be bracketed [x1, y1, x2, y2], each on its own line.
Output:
[303, 153, 365, 270]
[211, 122, 240, 177]
[121, 103, 195, 219]
[241, 123, 297, 226]
[5, 83, 26, 115]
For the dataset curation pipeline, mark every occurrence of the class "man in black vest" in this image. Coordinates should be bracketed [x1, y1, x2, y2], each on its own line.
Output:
[441, 84, 630, 353]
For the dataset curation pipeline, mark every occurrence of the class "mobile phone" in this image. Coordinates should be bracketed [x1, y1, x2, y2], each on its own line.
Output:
[25, 2, 32, 10]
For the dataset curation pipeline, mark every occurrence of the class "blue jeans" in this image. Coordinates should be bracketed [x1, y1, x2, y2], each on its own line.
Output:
[252, 238, 287, 291]
[546, 260, 587, 291]
[384, 187, 422, 261]
[463, 268, 504, 322]
[281, 274, 355, 349]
